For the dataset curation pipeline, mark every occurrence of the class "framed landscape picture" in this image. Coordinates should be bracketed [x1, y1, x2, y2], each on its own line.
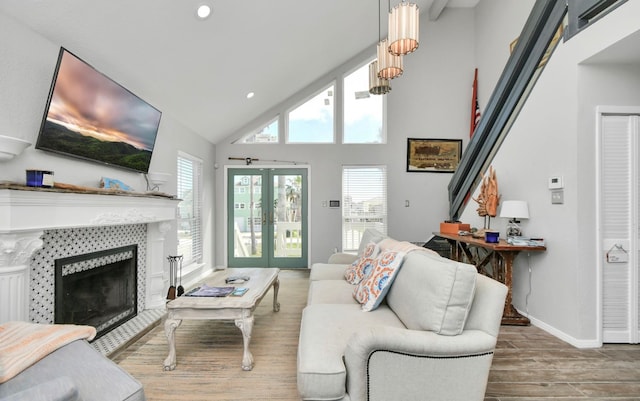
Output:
[406, 138, 462, 173]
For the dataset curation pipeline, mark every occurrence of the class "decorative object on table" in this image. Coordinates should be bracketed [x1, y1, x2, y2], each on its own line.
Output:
[406, 138, 462, 173]
[473, 166, 500, 231]
[100, 177, 133, 191]
[507, 236, 545, 247]
[25, 169, 54, 188]
[484, 230, 500, 243]
[225, 275, 251, 284]
[499, 200, 530, 238]
[0, 135, 31, 161]
[439, 220, 471, 234]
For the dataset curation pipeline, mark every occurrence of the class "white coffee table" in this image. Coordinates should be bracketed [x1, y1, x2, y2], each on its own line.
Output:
[163, 268, 280, 371]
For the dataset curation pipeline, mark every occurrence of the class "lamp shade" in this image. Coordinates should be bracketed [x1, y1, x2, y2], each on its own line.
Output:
[369, 60, 391, 95]
[388, 2, 419, 56]
[499, 200, 530, 219]
[377, 39, 403, 79]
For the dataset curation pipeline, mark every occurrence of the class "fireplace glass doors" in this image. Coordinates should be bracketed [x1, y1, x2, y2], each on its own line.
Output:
[55, 245, 137, 339]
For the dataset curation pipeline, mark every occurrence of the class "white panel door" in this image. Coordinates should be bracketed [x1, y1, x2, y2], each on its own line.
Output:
[600, 113, 640, 343]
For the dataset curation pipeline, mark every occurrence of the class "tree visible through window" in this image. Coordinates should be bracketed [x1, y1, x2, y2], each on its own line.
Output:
[342, 166, 388, 252]
[177, 153, 203, 265]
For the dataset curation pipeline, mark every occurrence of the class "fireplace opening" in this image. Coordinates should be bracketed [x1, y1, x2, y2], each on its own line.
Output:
[55, 245, 138, 339]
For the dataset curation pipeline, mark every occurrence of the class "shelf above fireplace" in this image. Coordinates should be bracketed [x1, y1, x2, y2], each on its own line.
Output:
[0, 184, 180, 233]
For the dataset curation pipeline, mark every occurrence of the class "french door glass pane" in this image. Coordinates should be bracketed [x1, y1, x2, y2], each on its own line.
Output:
[273, 174, 303, 258]
[232, 174, 263, 258]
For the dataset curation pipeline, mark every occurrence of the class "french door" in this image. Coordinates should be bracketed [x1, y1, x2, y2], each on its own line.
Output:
[227, 168, 308, 268]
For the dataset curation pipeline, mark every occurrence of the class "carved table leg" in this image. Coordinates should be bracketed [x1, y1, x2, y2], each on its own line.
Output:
[273, 277, 281, 312]
[235, 313, 255, 371]
[163, 318, 182, 371]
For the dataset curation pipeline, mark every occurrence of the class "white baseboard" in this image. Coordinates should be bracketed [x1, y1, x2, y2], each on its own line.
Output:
[516, 308, 601, 349]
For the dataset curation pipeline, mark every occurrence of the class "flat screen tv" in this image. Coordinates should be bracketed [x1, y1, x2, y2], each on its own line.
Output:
[36, 47, 162, 174]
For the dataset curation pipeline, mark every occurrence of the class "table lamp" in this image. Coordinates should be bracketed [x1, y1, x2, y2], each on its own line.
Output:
[499, 200, 529, 238]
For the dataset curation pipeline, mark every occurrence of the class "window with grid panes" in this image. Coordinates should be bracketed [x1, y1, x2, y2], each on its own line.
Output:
[177, 153, 203, 265]
[341, 166, 388, 252]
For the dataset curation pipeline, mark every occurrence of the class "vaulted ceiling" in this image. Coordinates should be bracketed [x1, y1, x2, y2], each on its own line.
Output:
[0, 0, 480, 144]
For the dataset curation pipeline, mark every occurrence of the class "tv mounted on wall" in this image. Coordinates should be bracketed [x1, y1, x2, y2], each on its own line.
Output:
[36, 47, 162, 174]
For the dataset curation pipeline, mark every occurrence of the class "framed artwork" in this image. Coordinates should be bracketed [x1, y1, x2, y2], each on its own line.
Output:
[509, 24, 564, 68]
[406, 138, 462, 173]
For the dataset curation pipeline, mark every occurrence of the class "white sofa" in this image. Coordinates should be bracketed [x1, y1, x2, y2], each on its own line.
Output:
[297, 230, 508, 401]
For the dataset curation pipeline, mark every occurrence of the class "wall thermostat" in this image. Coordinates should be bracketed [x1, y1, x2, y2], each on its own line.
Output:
[548, 175, 564, 189]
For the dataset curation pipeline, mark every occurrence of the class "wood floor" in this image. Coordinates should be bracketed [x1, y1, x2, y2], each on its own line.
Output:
[113, 269, 640, 400]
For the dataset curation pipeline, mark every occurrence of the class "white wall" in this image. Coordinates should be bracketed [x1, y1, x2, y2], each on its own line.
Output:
[474, 0, 535, 109]
[215, 8, 476, 266]
[463, 0, 640, 346]
[0, 11, 216, 274]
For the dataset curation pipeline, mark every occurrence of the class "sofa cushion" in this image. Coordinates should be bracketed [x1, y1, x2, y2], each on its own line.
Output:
[297, 303, 405, 400]
[309, 263, 348, 281]
[356, 228, 387, 257]
[386, 251, 477, 335]
[307, 280, 358, 305]
[353, 250, 406, 311]
[344, 242, 380, 284]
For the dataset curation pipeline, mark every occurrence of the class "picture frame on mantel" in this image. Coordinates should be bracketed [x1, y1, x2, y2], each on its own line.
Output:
[406, 138, 462, 173]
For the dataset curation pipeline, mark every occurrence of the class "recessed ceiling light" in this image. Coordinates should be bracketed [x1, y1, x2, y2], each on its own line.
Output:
[196, 4, 211, 19]
[246, 92, 255, 99]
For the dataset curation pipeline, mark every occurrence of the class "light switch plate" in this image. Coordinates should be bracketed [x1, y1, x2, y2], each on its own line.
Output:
[551, 189, 564, 204]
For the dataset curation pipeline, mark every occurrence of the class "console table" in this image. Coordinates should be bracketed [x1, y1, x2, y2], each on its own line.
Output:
[435, 232, 546, 325]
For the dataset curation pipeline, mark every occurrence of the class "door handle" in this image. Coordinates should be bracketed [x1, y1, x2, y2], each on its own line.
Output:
[270, 211, 274, 224]
[262, 212, 267, 225]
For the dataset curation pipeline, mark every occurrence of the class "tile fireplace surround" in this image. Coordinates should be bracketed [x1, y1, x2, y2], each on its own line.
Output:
[0, 187, 180, 353]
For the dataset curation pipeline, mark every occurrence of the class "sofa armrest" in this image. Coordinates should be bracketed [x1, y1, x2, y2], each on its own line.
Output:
[343, 326, 498, 401]
[327, 252, 358, 264]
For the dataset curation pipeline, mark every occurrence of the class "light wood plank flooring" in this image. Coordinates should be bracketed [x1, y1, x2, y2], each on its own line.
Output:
[113, 269, 640, 400]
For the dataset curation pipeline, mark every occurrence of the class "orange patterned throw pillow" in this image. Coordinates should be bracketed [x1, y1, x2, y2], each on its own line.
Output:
[344, 242, 380, 285]
[353, 250, 406, 311]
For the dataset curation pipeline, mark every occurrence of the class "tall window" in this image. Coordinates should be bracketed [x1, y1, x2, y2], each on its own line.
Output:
[342, 166, 388, 252]
[177, 152, 203, 265]
[343, 62, 384, 144]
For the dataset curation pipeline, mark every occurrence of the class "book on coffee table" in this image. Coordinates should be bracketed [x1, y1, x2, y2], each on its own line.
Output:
[230, 287, 249, 297]
[184, 284, 235, 297]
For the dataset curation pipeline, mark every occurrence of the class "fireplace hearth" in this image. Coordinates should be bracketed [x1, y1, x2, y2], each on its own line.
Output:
[55, 245, 138, 339]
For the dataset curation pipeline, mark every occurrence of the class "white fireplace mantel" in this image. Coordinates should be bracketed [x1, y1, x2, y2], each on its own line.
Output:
[0, 187, 180, 323]
[0, 188, 179, 233]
